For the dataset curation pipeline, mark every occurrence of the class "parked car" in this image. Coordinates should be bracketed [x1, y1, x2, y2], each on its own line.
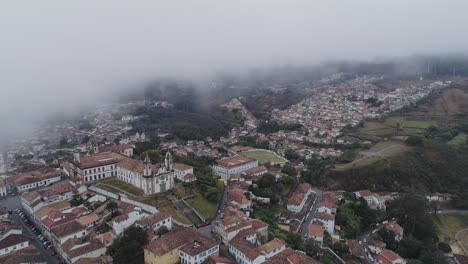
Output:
[46, 245, 53, 250]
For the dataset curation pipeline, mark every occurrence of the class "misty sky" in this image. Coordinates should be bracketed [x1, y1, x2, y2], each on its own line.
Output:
[1, 1, 468, 143]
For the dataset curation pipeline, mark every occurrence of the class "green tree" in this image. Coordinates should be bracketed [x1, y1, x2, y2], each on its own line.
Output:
[281, 163, 297, 177]
[205, 187, 220, 201]
[284, 148, 300, 160]
[285, 232, 303, 250]
[106, 226, 148, 264]
[106, 201, 119, 216]
[438, 242, 451, 253]
[155, 226, 169, 236]
[304, 238, 320, 257]
[405, 136, 423, 146]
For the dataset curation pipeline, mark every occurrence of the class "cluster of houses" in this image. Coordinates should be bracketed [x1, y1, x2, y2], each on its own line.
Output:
[348, 221, 406, 264]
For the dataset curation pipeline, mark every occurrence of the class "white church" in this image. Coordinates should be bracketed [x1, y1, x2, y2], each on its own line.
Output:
[69, 147, 175, 195]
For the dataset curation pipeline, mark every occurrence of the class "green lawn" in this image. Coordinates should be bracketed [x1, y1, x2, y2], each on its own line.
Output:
[402, 120, 437, 129]
[240, 150, 287, 165]
[433, 213, 468, 242]
[186, 194, 218, 220]
[99, 177, 144, 196]
[158, 204, 191, 225]
[448, 134, 467, 146]
[186, 182, 224, 220]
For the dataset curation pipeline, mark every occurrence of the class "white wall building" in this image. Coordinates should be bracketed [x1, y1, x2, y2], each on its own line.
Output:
[212, 156, 258, 179]
[0, 234, 29, 256]
[173, 163, 194, 181]
[112, 208, 147, 235]
[0, 181, 6, 197]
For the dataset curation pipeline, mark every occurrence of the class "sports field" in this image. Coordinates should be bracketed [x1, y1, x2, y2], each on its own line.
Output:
[239, 149, 287, 165]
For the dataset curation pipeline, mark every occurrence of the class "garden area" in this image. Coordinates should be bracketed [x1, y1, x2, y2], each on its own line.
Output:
[240, 149, 287, 165]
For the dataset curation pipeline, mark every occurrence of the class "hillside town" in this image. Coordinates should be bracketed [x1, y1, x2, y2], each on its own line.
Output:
[0, 75, 465, 264]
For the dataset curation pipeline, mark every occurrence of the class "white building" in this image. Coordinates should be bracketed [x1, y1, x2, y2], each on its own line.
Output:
[354, 190, 386, 210]
[136, 212, 172, 232]
[6, 170, 62, 193]
[179, 237, 220, 264]
[212, 156, 258, 179]
[317, 201, 337, 214]
[112, 208, 147, 235]
[308, 223, 324, 246]
[173, 163, 194, 181]
[50, 220, 88, 246]
[0, 234, 29, 256]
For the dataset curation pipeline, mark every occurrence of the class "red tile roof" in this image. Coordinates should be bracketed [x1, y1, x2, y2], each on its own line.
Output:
[376, 249, 404, 264]
[308, 224, 324, 238]
[216, 156, 255, 168]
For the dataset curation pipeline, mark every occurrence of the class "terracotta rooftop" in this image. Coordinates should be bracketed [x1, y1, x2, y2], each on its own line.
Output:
[21, 191, 40, 203]
[288, 193, 305, 206]
[318, 201, 337, 209]
[8, 169, 62, 186]
[0, 234, 29, 249]
[259, 238, 285, 253]
[62, 237, 106, 258]
[376, 249, 404, 264]
[315, 212, 335, 221]
[77, 213, 99, 226]
[384, 221, 404, 235]
[216, 156, 255, 168]
[75, 151, 124, 169]
[263, 248, 320, 264]
[144, 227, 198, 256]
[244, 166, 267, 176]
[51, 220, 85, 238]
[173, 163, 193, 171]
[308, 223, 324, 237]
[179, 234, 218, 256]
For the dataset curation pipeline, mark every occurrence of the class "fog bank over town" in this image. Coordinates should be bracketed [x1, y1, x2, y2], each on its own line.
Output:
[1, 1, 468, 144]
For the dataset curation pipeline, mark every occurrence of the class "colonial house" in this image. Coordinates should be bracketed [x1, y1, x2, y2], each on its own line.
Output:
[61, 237, 107, 264]
[263, 248, 320, 264]
[287, 183, 313, 213]
[308, 223, 324, 245]
[99, 143, 134, 157]
[144, 227, 219, 264]
[6, 169, 62, 193]
[0, 234, 29, 256]
[212, 156, 258, 179]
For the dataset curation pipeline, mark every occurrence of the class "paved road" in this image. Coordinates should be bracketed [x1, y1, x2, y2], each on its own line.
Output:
[1, 195, 59, 264]
[300, 187, 323, 237]
[199, 184, 228, 238]
[356, 219, 396, 264]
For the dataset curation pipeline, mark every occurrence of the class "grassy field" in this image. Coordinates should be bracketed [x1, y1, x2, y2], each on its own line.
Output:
[334, 141, 410, 171]
[240, 150, 287, 165]
[433, 213, 468, 254]
[402, 120, 437, 129]
[186, 194, 218, 220]
[158, 204, 191, 225]
[98, 177, 144, 196]
[448, 133, 467, 146]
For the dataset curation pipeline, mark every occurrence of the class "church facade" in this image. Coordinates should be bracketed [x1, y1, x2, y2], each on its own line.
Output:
[70, 148, 175, 195]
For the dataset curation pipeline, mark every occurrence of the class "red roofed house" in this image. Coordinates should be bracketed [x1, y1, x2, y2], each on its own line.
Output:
[287, 183, 313, 213]
[313, 213, 335, 235]
[308, 223, 324, 245]
[368, 239, 386, 255]
[376, 249, 406, 264]
[384, 221, 404, 241]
